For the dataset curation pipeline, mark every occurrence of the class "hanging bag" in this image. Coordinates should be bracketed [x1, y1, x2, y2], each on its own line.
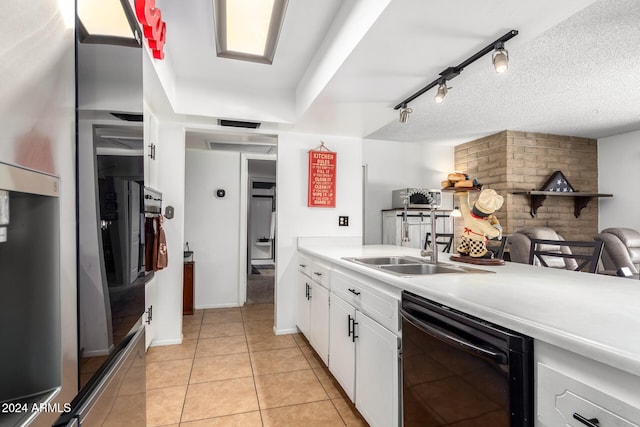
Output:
[154, 216, 168, 270]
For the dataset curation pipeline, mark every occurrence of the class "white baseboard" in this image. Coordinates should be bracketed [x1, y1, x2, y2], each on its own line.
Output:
[274, 327, 299, 336]
[195, 302, 241, 310]
[149, 337, 183, 347]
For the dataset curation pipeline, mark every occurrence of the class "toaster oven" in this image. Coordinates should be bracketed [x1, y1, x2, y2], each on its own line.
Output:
[391, 188, 441, 208]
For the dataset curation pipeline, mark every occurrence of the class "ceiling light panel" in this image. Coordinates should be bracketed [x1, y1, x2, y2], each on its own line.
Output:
[213, 0, 288, 64]
[226, 0, 274, 55]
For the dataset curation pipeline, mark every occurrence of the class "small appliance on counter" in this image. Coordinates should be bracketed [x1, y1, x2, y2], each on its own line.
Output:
[391, 188, 441, 209]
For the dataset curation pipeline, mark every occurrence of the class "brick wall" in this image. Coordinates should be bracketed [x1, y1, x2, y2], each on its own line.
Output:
[454, 130, 599, 242]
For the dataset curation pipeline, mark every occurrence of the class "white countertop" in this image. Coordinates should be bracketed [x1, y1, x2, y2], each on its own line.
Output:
[298, 241, 640, 377]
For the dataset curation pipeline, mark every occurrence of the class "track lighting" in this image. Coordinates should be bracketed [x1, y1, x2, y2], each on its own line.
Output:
[393, 30, 518, 111]
[398, 104, 413, 123]
[434, 81, 448, 104]
[492, 42, 509, 73]
[450, 206, 462, 218]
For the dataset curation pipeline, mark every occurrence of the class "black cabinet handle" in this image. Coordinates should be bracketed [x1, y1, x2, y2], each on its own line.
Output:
[305, 283, 311, 300]
[347, 315, 353, 338]
[299, 264, 307, 268]
[348, 288, 361, 296]
[573, 413, 600, 427]
[352, 319, 359, 342]
[146, 305, 153, 324]
[313, 272, 323, 276]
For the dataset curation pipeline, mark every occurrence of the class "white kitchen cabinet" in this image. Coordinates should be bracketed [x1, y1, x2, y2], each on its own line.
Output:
[536, 341, 640, 427]
[355, 310, 400, 427]
[309, 282, 329, 365]
[328, 294, 356, 400]
[296, 255, 330, 365]
[296, 270, 311, 337]
[144, 278, 156, 349]
[328, 269, 401, 427]
[382, 209, 453, 249]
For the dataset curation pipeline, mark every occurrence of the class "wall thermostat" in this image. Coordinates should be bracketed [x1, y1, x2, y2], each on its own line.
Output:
[216, 189, 226, 198]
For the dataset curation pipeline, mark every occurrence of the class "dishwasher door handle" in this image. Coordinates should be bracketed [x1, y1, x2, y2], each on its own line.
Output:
[400, 307, 508, 365]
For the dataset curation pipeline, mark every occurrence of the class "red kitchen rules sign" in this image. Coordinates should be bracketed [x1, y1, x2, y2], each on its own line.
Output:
[308, 149, 336, 207]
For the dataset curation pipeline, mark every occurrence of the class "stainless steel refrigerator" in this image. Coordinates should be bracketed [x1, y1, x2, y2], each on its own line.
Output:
[0, 1, 147, 426]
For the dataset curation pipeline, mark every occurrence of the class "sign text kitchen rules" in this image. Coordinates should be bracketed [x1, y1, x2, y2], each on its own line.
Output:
[308, 144, 336, 208]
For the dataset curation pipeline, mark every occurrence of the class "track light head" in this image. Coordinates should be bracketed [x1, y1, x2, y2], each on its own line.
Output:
[393, 30, 518, 111]
[398, 104, 413, 123]
[492, 42, 509, 73]
[434, 82, 448, 104]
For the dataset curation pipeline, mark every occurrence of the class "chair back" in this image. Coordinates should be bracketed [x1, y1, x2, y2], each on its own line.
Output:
[593, 227, 640, 275]
[424, 233, 454, 253]
[528, 239, 604, 273]
[507, 227, 574, 268]
[486, 236, 508, 259]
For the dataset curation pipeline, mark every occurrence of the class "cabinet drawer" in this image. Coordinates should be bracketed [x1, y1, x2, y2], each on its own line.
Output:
[298, 253, 312, 278]
[332, 269, 399, 333]
[310, 260, 331, 289]
[537, 363, 640, 427]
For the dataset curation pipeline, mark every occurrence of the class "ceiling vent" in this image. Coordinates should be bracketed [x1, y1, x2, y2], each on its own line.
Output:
[218, 119, 261, 129]
[208, 142, 276, 154]
[111, 112, 143, 122]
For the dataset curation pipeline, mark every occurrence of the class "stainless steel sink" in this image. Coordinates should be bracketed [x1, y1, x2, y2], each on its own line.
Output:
[380, 263, 476, 275]
[342, 256, 492, 276]
[347, 256, 425, 265]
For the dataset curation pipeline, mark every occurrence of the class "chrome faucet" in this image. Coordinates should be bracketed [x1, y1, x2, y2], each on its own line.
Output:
[402, 194, 410, 244]
[419, 208, 438, 264]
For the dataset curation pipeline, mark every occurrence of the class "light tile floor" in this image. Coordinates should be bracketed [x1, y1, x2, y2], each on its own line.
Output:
[146, 303, 368, 426]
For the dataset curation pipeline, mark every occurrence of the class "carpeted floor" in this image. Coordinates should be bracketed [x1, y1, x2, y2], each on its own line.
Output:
[247, 265, 274, 304]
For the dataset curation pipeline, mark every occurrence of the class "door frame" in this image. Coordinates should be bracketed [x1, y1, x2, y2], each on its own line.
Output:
[239, 152, 277, 306]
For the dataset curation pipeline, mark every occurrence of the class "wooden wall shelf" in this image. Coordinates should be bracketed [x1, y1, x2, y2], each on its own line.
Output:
[512, 191, 613, 218]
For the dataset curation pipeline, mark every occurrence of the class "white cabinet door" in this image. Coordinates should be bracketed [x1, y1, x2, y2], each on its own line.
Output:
[296, 271, 311, 338]
[309, 282, 330, 366]
[329, 294, 356, 401]
[355, 311, 400, 427]
[144, 279, 156, 349]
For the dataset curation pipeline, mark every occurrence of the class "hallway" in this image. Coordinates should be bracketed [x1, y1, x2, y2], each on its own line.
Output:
[145, 304, 368, 426]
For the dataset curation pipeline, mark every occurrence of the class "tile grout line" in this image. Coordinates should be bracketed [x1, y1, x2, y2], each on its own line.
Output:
[168, 306, 355, 426]
[242, 307, 267, 427]
[177, 313, 202, 425]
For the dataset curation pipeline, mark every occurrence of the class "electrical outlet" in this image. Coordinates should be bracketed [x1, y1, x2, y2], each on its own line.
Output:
[339, 216, 349, 226]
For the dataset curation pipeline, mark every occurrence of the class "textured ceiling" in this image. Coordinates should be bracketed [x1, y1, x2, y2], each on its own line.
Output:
[368, 0, 640, 143]
[153, 0, 639, 144]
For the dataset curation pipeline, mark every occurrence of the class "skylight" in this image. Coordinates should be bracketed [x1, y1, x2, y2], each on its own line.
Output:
[213, 0, 288, 64]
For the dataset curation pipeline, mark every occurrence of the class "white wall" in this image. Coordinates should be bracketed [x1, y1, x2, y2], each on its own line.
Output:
[184, 149, 242, 308]
[277, 133, 363, 333]
[363, 139, 454, 244]
[148, 120, 186, 345]
[598, 130, 640, 231]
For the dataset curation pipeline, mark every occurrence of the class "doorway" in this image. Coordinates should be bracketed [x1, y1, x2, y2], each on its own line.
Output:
[240, 155, 277, 305]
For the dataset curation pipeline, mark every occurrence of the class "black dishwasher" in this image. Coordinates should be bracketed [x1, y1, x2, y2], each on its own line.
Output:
[400, 291, 533, 426]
